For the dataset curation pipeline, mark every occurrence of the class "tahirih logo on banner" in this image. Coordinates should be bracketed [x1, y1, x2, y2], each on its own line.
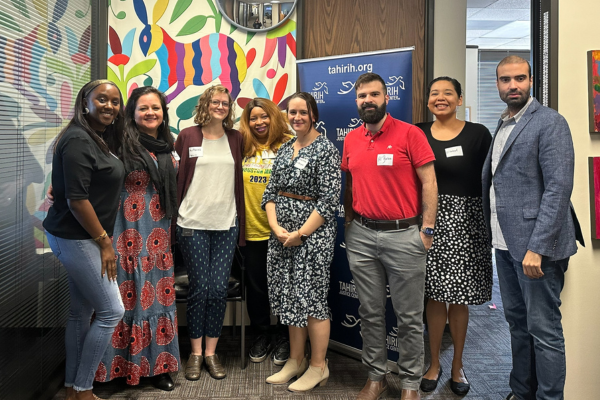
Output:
[310, 82, 328, 103]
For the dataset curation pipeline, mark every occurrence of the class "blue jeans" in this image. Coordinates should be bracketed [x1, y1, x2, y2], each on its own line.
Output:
[495, 249, 568, 400]
[46, 232, 124, 392]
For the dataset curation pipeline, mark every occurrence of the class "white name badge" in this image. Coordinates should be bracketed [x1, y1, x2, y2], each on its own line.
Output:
[262, 150, 276, 159]
[294, 157, 309, 169]
[172, 150, 180, 161]
[377, 154, 393, 166]
[445, 146, 463, 158]
[189, 147, 203, 158]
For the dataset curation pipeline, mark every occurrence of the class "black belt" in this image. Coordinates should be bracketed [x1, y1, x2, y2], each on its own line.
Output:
[353, 213, 421, 231]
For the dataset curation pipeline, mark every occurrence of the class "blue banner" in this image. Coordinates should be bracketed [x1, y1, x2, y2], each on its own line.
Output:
[298, 48, 414, 362]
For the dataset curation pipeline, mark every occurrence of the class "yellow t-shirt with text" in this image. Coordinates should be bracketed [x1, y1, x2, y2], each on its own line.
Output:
[243, 147, 278, 241]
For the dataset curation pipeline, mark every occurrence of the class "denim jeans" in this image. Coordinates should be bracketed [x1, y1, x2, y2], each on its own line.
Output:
[495, 249, 568, 400]
[46, 232, 124, 392]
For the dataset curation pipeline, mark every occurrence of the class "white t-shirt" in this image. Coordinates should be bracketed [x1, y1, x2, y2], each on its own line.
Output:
[177, 134, 237, 230]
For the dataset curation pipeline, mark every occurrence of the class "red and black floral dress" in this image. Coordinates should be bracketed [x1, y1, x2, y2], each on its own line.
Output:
[95, 151, 180, 385]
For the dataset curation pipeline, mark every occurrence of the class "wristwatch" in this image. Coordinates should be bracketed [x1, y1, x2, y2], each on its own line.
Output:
[300, 233, 309, 242]
[421, 227, 435, 236]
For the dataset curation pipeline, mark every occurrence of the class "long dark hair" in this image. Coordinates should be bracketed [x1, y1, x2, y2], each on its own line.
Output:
[54, 79, 125, 154]
[121, 86, 174, 168]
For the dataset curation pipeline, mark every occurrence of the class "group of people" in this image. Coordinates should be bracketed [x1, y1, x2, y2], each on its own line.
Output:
[43, 54, 581, 400]
[341, 57, 581, 400]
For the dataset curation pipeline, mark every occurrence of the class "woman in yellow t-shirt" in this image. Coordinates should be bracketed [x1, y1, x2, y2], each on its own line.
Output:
[240, 98, 293, 366]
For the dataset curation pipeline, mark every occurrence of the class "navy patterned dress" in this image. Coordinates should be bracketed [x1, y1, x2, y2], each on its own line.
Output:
[95, 151, 180, 385]
[261, 135, 341, 327]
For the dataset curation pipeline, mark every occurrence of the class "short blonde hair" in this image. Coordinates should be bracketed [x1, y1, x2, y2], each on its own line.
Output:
[193, 85, 236, 129]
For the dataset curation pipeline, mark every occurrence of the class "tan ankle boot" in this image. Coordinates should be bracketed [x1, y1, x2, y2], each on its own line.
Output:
[287, 359, 329, 392]
[266, 357, 308, 384]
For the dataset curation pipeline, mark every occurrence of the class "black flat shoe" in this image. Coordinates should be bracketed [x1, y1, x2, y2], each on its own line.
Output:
[151, 373, 175, 391]
[420, 365, 442, 392]
[450, 368, 470, 396]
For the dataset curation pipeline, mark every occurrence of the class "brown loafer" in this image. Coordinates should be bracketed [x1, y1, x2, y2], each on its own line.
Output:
[185, 354, 203, 381]
[400, 389, 421, 400]
[204, 354, 227, 379]
[357, 377, 388, 400]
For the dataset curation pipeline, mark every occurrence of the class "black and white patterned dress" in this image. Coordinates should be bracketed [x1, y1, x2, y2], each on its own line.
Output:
[417, 121, 493, 305]
[261, 135, 341, 327]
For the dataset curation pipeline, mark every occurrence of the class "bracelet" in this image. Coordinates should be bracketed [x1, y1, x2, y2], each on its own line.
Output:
[94, 230, 108, 243]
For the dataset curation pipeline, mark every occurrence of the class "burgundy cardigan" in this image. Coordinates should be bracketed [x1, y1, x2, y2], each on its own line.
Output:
[174, 125, 246, 246]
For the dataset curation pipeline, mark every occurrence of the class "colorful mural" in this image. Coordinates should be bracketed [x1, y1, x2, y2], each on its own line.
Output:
[589, 50, 600, 133]
[108, 0, 298, 134]
[0, 0, 92, 249]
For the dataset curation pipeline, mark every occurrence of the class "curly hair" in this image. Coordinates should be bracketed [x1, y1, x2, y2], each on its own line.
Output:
[193, 85, 236, 129]
[239, 98, 292, 158]
[54, 79, 125, 155]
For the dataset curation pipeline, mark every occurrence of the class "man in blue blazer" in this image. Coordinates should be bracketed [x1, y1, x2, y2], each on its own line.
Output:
[482, 56, 583, 400]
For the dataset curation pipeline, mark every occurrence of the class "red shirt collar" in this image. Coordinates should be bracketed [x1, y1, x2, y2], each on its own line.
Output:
[361, 113, 393, 138]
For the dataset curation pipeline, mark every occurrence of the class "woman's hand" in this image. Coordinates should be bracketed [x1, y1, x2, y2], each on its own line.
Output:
[98, 238, 117, 281]
[283, 231, 302, 247]
[46, 184, 54, 206]
[273, 225, 290, 244]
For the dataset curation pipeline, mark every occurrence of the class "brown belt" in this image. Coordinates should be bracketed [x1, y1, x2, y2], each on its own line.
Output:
[353, 213, 421, 231]
[278, 191, 316, 201]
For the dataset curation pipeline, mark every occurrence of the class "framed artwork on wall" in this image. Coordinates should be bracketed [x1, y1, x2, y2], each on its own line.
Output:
[589, 50, 600, 133]
[589, 157, 600, 239]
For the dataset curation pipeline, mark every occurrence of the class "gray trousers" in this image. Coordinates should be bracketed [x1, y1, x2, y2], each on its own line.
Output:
[345, 221, 426, 391]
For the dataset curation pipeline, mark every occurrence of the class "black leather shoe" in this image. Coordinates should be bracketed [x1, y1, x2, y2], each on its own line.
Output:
[271, 336, 290, 366]
[420, 365, 442, 392]
[151, 373, 175, 391]
[249, 334, 272, 363]
[450, 368, 470, 396]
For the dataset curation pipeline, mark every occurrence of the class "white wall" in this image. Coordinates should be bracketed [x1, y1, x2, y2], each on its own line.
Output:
[557, 1, 600, 398]
[433, 0, 467, 120]
[465, 47, 479, 122]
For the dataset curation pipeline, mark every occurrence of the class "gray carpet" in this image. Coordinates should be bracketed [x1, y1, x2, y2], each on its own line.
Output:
[52, 267, 511, 399]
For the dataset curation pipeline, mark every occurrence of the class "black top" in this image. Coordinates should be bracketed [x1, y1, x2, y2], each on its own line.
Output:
[43, 126, 125, 239]
[416, 121, 492, 198]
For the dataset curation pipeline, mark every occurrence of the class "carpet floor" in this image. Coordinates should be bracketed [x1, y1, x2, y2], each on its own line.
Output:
[52, 267, 511, 399]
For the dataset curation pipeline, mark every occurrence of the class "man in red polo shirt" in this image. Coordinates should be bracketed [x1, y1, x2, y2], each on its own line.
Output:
[342, 73, 437, 400]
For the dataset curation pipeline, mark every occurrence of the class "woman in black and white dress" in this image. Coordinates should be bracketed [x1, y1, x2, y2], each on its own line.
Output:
[261, 92, 341, 392]
[416, 77, 493, 396]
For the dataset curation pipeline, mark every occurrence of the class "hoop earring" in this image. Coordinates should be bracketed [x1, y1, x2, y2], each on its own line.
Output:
[83, 107, 89, 114]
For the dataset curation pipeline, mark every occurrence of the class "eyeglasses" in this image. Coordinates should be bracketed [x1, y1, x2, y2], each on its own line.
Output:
[210, 100, 230, 108]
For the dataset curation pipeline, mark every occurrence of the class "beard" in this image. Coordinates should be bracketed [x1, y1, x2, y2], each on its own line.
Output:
[358, 101, 387, 124]
[500, 89, 530, 111]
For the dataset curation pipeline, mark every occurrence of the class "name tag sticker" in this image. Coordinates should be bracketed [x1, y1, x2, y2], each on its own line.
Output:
[294, 157, 309, 169]
[262, 150, 276, 159]
[377, 154, 393, 166]
[172, 150, 180, 161]
[189, 147, 203, 158]
[445, 146, 463, 158]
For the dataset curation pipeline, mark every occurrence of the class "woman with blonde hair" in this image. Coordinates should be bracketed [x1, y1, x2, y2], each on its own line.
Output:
[239, 98, 293, 366]
[175, 85, 245, 381]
